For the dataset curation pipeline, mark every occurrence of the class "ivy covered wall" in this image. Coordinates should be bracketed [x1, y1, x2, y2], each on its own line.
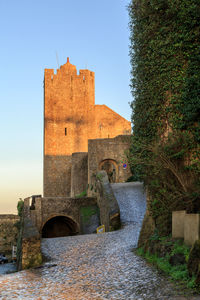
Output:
[129, 0, 200, 141]
[128, 0, 200, 236]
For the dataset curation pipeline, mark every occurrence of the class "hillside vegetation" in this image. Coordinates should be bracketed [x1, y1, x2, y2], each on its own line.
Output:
[128, 0, 200, 236]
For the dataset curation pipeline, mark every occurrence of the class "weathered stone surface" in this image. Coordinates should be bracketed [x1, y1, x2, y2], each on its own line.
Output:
[172, 211, 200, 246]
[96, 171, 120, 231]
[71, 152, 88, 197]
[80, 205, 100, 234]
[44, 59, 131, 197]
[23, 217, 40, 239]
[21, 217, 42, 270]
[26, 195, 98, 235]
[88, 135, 131, 197]
[44, 155, 72, 197]
[0, 215, 19, 260]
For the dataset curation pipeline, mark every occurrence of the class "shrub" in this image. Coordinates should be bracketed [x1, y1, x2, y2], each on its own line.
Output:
[17, 199, 24, 217]
[136, 237, 198, 291]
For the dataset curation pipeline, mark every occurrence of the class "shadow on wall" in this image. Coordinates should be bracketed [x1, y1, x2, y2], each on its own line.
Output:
[99, 159, 118, 183]
[42, 216, 78, 238]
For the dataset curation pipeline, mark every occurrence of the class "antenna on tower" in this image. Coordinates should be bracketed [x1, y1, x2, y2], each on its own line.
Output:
[55, 51, 59, 69]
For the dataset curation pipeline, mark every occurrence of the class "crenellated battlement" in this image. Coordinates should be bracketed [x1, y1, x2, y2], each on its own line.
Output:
[44, 58, 94, 83]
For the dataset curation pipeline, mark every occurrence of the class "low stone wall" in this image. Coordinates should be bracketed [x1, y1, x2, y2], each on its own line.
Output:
[172, 211, 200, 246]
[96, 171, 120, 231]
[0, 214, 19, 260]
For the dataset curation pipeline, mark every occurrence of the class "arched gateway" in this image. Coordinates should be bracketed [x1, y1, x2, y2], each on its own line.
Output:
[99, 159, 118, 183]
[42, 215, 78, 238]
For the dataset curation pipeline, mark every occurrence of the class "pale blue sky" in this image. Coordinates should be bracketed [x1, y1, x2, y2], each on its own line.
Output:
[0, 0, 132, 213]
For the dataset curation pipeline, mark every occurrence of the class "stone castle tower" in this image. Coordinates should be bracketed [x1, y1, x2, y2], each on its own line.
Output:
[44, 58, 131, 197]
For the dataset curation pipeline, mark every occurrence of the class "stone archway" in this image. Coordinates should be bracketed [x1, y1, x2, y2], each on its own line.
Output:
[42, 215, 78, 238]
[99, 159, 118, 183]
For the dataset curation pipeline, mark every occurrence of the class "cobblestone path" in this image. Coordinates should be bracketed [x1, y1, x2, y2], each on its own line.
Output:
[0, 182, 199, 299]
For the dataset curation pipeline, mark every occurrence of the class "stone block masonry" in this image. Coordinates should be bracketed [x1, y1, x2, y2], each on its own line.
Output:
[24, 195, 99, 236]
[0, 214, 19, 260]
[71, 152, 88, 197]
[21, 217, 42, 269]
[172, 210, 200, 246]
[96, 171, 121, 232]
[44, 58, 131, 197]
[44, 155, 72, 197]
[18, 58, 132, 251]
[88, 135, 132, 196]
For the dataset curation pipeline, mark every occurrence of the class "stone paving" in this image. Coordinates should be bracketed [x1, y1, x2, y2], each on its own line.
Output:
[0, 182, 199, 299]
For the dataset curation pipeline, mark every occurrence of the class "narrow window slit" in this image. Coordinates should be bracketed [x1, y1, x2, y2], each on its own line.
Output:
[65, 128, 67, 136]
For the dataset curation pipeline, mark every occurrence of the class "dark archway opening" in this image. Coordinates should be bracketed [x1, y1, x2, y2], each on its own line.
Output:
[99, 159, 118, 183]
[42, 216, 78, 238]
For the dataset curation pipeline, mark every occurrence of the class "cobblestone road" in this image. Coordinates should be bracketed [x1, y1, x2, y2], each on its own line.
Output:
[0, 182, 199, 299]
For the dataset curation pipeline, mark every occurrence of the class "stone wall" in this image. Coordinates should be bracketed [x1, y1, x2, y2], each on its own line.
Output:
[44, 155, 72, 197]
[0, 214, 19, 259]
[80, 205, 100, 234]
[88, 135, 132, 196]
[24, 190, 120, 236]
[21, 217, 42, 270]
[24, 196, 98, 235]
[96, 171, 121, 232]
[71, 152, 88, 197]
[172, 211, 200, 246]
[44, 58, 131, 197]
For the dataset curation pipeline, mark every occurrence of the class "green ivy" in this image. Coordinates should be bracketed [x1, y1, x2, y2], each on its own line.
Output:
[128, 131, 200, 235]
[128, 0, 200, 236]
[17, 199, 24, 217]
[128, 0, 200, 141]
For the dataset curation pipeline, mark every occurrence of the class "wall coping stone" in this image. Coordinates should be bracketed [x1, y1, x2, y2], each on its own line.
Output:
[0, 214, 19, 219]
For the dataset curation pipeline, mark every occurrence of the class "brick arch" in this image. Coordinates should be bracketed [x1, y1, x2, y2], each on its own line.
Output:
[41, 214, 79, 238]
[99, 159, 118, 183]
